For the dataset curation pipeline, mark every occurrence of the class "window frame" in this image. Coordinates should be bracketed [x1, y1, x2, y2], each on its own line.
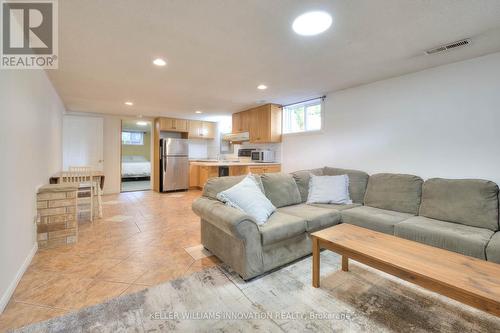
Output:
[121, 131, 145, 146]
[282, 98, 324, 135]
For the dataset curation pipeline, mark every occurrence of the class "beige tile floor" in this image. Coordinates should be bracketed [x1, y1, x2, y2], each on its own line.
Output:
[0, 190, 220, 332]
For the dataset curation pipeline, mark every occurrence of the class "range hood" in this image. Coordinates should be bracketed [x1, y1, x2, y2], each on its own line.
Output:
[222, 132, 249, 142]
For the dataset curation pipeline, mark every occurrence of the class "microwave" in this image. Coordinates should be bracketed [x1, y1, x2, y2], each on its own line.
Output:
[251, 150, 275, 163]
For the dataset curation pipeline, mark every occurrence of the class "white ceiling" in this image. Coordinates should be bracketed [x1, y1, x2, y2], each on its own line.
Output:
[122, 119, 151, 132]
[49, 0, 500, 120]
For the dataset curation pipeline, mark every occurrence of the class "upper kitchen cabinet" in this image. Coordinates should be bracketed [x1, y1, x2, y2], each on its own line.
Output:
[159, 117, 188, 132]
[232, 104, 282, 143]
[188, 120, 216, 139]
[232, 110, 251, 133]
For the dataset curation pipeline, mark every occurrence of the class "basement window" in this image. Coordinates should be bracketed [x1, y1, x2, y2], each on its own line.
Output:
[122, 131, 144, 145]
[283, 98, 323, 134]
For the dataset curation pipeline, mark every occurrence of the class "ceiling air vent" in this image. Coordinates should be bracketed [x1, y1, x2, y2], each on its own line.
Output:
[425, 39, 471, 55]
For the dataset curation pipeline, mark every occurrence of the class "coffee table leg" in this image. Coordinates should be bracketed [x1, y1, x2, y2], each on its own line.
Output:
[312, 236, 320, 288]
[342, 255, 349, 272]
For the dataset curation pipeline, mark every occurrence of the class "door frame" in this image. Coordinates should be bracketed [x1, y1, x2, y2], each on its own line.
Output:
[120, 119, 154, 192]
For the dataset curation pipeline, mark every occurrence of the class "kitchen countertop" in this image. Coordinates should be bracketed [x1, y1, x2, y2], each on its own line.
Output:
[189, 160, 280, 167]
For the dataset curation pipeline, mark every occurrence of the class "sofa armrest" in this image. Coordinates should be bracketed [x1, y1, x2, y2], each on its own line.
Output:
[192, 197, 259, 239]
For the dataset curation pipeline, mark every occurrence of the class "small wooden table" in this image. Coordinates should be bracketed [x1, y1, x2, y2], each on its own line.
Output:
[311, 224, 500, 316]
[50, 171, 105, 219]
[50, 171, 105, 190]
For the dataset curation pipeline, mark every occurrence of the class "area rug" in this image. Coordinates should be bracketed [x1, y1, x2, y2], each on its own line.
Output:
[13, 252, 500, 332]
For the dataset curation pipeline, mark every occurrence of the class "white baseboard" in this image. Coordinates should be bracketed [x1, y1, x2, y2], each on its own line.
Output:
[0, 242, 38, 313]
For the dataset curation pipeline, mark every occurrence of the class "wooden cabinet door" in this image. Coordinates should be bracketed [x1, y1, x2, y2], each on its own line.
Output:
[188, 121, 215, 139]
[248, 166, 265, 174]
[159, 118, 173, 131]
[201, 122, 216, 139]
[269, 104, 282, 143]
[189, 164, 199, 187]
[160, 118, 187, 132]
[263, 165, 281, 173]
[240, 111, 251, 132]
[232, 113, 241, 133]
[229, 165, 248, 176]
[249, 105, 270, 143]
[171, 118, 188, 132]
[188, 120, 202, 138]
[199, 166, 219, 188]
[232, 111, 250, 133]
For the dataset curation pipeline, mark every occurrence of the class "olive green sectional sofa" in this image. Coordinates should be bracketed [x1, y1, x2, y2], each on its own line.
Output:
[192, 167, 500, 280]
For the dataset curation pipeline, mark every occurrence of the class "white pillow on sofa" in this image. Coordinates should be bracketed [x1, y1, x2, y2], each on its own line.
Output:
[217, 175, 276, 225]
[307, 174, 352, 204]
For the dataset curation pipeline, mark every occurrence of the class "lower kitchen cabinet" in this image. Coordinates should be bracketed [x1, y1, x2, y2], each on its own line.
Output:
[198, 166, 219, 188]
[189, 164, 282, 189]
[247, 165, 281, 174]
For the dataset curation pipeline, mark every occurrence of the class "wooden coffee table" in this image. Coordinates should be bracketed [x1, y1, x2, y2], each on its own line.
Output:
[311, 224, 500, 316]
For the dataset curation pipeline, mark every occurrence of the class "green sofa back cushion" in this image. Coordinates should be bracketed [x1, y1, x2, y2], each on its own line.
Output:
[203, 175, 263, 200]
[419, 178, 499, 231]
[261, 173, 302, 208]
[291, 168, 324, 202]
[323, 167, 369, 204]
[364, 173, 423, 215]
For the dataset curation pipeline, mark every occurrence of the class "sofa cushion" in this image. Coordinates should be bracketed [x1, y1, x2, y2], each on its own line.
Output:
[486, 232, 500, 264]
[307, 175, 351, 204]
[258, 212, 306, 246]
[216, 175, 276, 225]
[364, 173, 423, 215]
[323, 167, 369, 204]
[261, 173, 302, 208]
[309, 203, 362, 211]
[419, 178, 499, 231]
[291, 168, 324, 202]
[204, 175, 263, 200]
[277, 204, 341, 232]
[395, 216, 494, 260]
[341, 206, 413, 234]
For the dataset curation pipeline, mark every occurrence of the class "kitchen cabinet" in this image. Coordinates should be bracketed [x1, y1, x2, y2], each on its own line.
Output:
[198, 166, 219, 188]
[188, 120, 216, 139]
[159, 117, 188, 132]
[232, 104, 282, 143]
[189, 163, 282, 189]
[247, 165, 281, 174]
[232, 110, 251, 133]
[229, 165, 248, 177]
[189, 164, 200, 188]
[188, 120, 202, 138]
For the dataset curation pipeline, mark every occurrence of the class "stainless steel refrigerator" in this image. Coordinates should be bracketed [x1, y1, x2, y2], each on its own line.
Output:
[159, 138, 189, 192]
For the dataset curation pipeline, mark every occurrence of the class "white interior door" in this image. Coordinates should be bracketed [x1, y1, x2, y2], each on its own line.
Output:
[63, 115, 104, 171]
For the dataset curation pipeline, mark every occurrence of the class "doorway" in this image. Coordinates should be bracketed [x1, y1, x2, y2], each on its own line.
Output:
[121, 120, 152, 192]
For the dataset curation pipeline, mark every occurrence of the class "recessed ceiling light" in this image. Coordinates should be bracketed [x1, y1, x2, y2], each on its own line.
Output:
[257, 84, 268, 90]
[153, 58, 167, 66]
[195, 110, 203, 114]
[292, 11, 332, 36]
[136, 121, 148, 126]
[124, 101, 133, 106]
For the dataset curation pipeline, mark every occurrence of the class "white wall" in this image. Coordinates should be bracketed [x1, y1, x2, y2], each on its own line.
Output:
[283, 52, 500, 185]
[0, 70, 64, 312]
[102, 115, 123, 194]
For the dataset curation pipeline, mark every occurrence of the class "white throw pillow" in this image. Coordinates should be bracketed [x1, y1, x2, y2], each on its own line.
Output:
[307, 174, 352, 204]
[217, 175, 276, 225]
